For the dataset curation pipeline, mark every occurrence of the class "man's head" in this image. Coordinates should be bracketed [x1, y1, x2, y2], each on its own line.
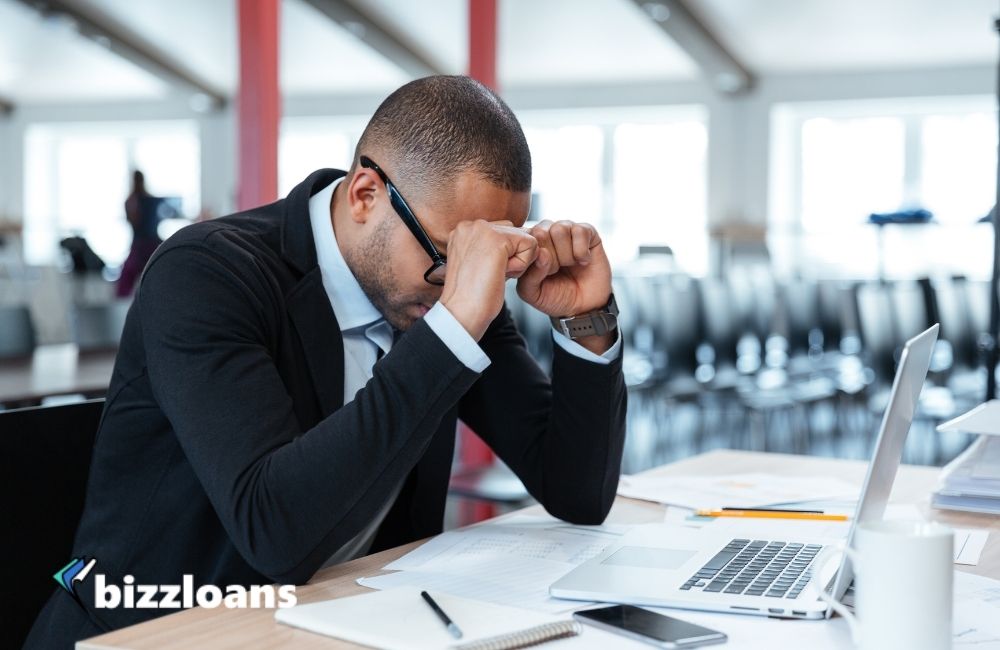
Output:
[335, 75, 532, 330]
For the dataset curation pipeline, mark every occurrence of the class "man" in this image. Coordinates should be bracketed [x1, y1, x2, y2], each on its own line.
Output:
[26, 75, 626, 648]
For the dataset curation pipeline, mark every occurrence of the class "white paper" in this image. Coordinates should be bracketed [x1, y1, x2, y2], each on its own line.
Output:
[954, 571, 1000, 647]
[955, 529, 990, 566]
[938, 400, 1000, 436]
[384, 515, 629, 572]
[360, 515, 630, 613]
[618, 473, 859, 510]
[358, 561, 580, 614]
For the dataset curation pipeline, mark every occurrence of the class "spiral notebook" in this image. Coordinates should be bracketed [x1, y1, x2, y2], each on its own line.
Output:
[275, 586, 581, 650]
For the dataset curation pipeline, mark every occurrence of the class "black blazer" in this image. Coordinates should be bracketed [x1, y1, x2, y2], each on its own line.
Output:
[25, 170, 627, 649]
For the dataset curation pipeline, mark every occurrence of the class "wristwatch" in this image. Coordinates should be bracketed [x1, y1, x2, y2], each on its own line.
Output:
[550, 293, 619, 339]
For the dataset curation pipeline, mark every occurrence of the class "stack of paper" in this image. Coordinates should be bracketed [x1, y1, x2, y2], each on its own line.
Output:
[934, 401, 1000, 515]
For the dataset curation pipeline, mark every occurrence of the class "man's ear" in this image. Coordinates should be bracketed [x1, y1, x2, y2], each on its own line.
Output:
[346, 168, 380, 225]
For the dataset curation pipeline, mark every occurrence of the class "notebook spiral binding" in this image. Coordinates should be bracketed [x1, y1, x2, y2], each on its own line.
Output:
[453, 620, 583, 650]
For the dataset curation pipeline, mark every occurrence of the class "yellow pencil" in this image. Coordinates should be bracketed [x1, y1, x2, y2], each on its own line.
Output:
[695, 509, 849, 522]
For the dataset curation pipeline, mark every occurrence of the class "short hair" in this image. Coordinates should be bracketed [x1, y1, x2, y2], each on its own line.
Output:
[353, 76, 531, 197]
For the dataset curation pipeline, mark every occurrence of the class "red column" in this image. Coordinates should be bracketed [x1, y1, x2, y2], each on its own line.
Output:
[236, 0, 280, 211]
[468, 0, 498, 90]
[459, 0, 500, 525]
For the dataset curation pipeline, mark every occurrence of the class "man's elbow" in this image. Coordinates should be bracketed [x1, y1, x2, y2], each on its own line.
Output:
[543, 492, 614, 526]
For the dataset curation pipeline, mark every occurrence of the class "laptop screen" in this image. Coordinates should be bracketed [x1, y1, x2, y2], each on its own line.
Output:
[826, 323, 939, 606]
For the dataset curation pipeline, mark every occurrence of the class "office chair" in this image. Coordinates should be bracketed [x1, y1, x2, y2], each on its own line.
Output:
[0, 399, 105, 649]
[0, 305, 36, 359]
[71, 301, 131, 352]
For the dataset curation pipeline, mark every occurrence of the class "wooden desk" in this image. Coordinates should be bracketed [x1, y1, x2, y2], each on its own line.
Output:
[78, 450, 1000, 649]
[0, 344, 116, 407]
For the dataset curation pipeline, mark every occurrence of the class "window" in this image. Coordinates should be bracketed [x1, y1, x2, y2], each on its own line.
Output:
[612, 121, 708, 272]
[23, 121, 200, 267]
[523, 124, 604, 226]
[771, 98, 997, 279]
[800, 117, 905, 231]
[519, 107, 708, 272]
[279, 117, 363, 197]
[921, 112, 997, 225]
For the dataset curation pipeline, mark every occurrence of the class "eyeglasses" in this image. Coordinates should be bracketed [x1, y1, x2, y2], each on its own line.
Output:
[359, 156, 447, 286]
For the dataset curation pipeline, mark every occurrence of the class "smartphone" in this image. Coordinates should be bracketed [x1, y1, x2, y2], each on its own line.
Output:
[573, 605, 727, 648]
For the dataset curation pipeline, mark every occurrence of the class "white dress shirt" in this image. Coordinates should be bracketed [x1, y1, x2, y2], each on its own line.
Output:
[308, 176, 621, 567]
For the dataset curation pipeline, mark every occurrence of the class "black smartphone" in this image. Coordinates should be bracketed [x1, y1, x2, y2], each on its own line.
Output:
[573, 605, 727, 648]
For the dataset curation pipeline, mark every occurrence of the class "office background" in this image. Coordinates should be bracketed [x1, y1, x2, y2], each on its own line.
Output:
[0, 0, 998, 514]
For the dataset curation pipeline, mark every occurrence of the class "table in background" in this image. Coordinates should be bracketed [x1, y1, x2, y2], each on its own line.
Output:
[78, 449, 1000, 649]
[0, 344, 116, 407]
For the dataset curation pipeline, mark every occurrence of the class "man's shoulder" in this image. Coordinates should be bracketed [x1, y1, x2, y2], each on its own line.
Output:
[152, 201, 286, 266]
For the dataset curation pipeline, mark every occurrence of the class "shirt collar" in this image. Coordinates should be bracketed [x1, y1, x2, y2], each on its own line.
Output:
[308, 176, 384, 332]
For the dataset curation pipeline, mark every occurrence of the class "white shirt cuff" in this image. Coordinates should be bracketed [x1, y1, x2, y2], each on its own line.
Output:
[423, 302, 491, 373]
[552, 326, 622, 365]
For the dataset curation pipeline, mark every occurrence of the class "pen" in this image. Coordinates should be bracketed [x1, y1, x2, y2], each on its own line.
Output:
[696, 509, 849, 521]
[721, 507, 825, 514]
[421, 590, 463, 639]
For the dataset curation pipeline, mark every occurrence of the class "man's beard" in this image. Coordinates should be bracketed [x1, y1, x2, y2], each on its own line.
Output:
[346, 219, 431, 331]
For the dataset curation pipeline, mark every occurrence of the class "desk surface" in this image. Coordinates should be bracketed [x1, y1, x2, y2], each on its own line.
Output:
[78, 449, 999, 650]
[0, 344, 116, 406]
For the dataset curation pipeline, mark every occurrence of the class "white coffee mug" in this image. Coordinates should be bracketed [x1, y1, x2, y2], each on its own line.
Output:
[811, 520, 953, 650]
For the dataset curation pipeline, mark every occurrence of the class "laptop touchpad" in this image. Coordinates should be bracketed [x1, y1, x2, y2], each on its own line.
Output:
[601, 546, 697, 570]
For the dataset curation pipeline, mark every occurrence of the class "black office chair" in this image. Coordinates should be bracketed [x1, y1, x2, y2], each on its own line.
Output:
[0, 305, 36, 360]
[71, 301, 131, 352]
[0, 399, 105, 649]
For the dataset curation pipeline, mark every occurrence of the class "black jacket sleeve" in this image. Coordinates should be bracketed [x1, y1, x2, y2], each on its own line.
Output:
[458, 305, 627, 525]
[139, 243, 481, 584]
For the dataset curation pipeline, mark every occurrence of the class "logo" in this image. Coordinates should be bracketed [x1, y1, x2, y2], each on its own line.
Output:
[54, 556, 97, 598]
[53, 556, 297, 609]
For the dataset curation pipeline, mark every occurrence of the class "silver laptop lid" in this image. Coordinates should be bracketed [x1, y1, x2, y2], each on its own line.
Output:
[827, 323, 939, 606]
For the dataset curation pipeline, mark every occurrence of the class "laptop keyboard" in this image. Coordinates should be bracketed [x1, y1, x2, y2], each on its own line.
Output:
[680, 539, 822, 599]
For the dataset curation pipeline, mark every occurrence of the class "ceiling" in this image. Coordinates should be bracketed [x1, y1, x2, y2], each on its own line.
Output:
[691, 0, 999, 73]
[0, 0, 996, 106]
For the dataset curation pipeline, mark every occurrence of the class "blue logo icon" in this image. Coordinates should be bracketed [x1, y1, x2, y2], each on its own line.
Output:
[54, 557, 97, 597]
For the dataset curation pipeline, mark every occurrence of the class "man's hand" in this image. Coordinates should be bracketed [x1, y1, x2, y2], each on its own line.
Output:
[517, 220, 614, 355]
[516, 220, 612, 316]
[439, 220, 539, 341]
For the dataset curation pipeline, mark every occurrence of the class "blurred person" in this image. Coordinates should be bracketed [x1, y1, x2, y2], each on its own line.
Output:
[116, 170, 163, 297]
[26, 76, 626, 648]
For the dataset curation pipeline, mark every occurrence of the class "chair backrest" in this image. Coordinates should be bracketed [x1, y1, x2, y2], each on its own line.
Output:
[697, 277, 742, 367]
[0, 305, 36, 359]
[780, 279, 821, 356]
[0, 398, 105, 648]
[891, 279, 933, 342]
[71, 301, 131, 352]
[855, 282, 899, 382]
[817, 279, 854, 352]
[932, 276, 975, 370]
[655, 275, 703, 376]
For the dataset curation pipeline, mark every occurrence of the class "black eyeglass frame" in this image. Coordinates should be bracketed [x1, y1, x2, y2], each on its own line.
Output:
[359, 155, 447, 286]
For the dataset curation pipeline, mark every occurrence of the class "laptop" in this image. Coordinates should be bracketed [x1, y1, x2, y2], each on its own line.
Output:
[550, 324, 939, 620]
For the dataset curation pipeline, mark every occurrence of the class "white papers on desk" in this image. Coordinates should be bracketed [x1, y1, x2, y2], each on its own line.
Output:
[934, 435, 1000, 514]
[938, 399, 1000, 436]
[358, 515, 629, 613]
[954, 571, 1000, 648]
[619, 472, 859, 510]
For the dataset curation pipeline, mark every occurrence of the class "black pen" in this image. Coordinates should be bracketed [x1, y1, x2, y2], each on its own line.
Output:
[421, 590, 463, 639]
[721, 506, 825, 514]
